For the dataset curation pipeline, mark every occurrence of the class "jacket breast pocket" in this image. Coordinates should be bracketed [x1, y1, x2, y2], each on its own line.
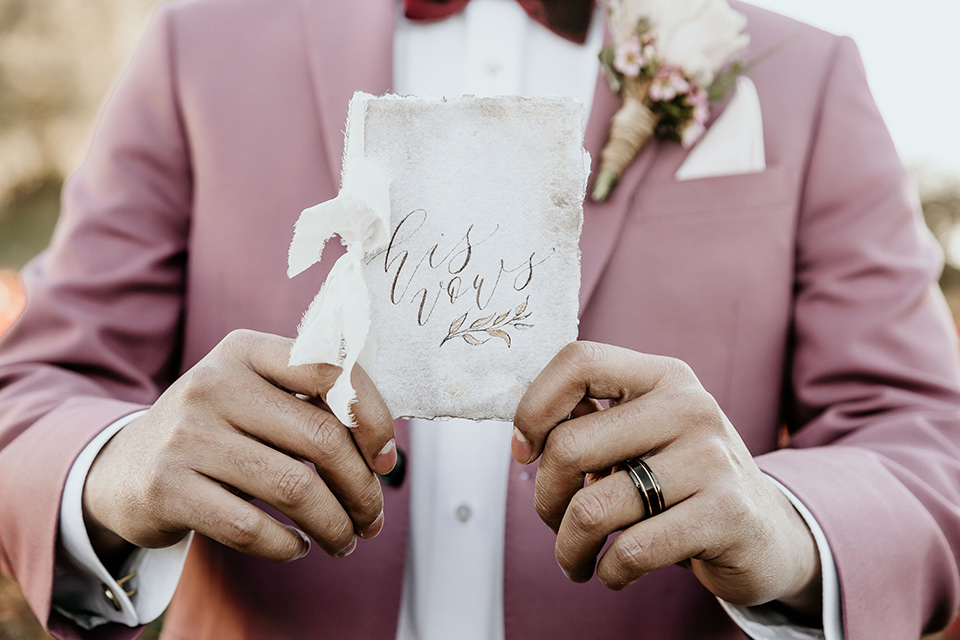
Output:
[629, 165, 794, 222]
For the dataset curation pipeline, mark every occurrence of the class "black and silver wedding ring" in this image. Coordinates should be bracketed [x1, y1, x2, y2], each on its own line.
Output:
[622, 458, 665, 519]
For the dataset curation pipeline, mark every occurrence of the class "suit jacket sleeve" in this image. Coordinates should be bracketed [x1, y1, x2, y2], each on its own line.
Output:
[755, 36, 960, 639]
[0, 6, 190, 638]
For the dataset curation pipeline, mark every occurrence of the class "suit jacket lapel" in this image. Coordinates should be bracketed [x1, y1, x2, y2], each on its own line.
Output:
[578, 21, 661, 318]
[299, 0, 395, 186]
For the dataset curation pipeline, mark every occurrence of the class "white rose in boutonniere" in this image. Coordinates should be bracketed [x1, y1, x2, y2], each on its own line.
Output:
[642, 0, 749, 86]
[592, 0, 750, 202]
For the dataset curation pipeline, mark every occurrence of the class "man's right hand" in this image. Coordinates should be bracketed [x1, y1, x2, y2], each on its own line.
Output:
[82, 329, 397, 564]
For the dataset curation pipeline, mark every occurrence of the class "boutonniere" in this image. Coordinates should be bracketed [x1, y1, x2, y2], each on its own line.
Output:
[592, 0, 750, 202]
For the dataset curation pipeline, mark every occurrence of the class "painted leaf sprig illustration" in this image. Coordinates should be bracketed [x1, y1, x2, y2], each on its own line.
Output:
[441, 296, 533, 348]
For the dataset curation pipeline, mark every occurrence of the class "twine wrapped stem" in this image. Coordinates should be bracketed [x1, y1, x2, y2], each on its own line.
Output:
[592, 77, 658, 202]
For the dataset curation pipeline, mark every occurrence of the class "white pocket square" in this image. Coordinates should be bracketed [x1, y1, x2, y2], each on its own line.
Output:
[675, 76, 766, 181]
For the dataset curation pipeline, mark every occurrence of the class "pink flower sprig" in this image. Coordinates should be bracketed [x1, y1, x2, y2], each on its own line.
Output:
[681, 85, 710, 148]
[613, 33, 657, 78]
[600, 27, 724, 152]
[649, 66, 689, 102]
[592, 0, 752, 202]
[647, 66, 711, 148]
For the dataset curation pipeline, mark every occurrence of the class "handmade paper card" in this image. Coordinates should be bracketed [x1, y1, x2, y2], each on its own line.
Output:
[288, 93, 588, 424]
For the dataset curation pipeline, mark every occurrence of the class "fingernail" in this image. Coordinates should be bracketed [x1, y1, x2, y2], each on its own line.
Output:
[375, 439, 397, 475]
[291, 527, 311, 559]
[360, 511, 384, 540]
[512, 428, 532, 464]
[335, 536, 358, 558]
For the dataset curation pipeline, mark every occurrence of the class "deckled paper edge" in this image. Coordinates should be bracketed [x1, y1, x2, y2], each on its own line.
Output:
[290, 94, 590, 425]
[287, 91, 390, 428]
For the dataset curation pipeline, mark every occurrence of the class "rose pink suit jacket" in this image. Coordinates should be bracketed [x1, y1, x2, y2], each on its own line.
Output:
[2, 1, 960, 638]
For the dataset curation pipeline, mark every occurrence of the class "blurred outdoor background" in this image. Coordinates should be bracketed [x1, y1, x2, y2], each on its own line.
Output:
[0, 0, 958, 638]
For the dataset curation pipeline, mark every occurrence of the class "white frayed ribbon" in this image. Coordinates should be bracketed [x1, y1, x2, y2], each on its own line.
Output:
[287, 157, 392, 427]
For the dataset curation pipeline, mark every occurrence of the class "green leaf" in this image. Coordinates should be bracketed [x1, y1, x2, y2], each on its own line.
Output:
[598, 46, 623, 93]
[705, 32, 802, 105]
[656, 101, 687, 120]
[645, 59, 663, 79]
[599, 46, 614, 65]
[636, 18, 651, 38]
[707, 59, 745, 102]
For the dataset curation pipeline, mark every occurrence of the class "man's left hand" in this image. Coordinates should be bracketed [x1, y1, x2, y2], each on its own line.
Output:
[512, 342, 822, 616]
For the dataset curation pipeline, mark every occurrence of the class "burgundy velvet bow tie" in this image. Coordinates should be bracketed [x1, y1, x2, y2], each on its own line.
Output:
[404, 0, 595, 44]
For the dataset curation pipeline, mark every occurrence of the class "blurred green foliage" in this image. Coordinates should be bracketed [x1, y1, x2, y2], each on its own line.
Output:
[0, 179, 60, 270]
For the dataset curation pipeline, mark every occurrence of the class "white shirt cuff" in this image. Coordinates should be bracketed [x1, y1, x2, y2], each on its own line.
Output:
[54, 410, 193, 630]
[718, 476, 843, 640]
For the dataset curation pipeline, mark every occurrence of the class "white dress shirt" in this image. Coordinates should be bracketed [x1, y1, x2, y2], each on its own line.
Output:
[55, 2, 842, 639]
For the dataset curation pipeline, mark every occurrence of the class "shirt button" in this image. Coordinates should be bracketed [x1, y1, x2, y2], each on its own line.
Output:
[455, 503, 473, 523]
[519, 471, 532, 481]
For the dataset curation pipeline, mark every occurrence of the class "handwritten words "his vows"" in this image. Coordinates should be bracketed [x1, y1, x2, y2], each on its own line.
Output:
[371, 209, 553, 333]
